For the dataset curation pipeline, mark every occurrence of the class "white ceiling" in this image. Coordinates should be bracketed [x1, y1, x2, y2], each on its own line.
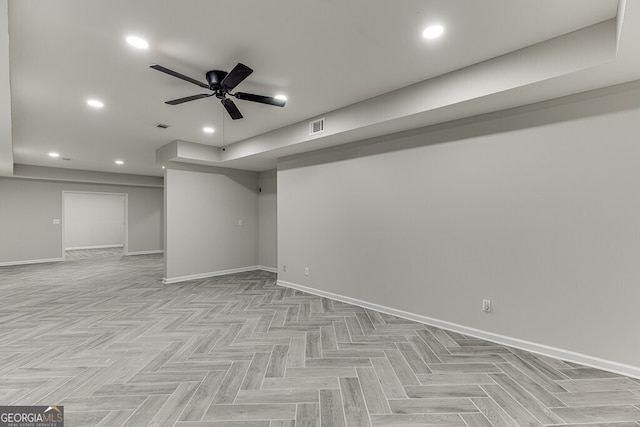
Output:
[4, 0, 639, 177]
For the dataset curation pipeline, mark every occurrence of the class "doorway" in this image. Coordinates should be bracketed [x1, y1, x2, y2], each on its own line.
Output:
[62, 191, 128, 260]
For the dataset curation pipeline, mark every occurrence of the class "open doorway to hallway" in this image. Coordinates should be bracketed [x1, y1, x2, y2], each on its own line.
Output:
[62, 191, 128, 260]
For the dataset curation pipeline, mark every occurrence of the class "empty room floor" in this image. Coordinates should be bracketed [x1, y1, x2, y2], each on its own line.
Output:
[65, 247, 124, 260]
[0, 256, 639, 426]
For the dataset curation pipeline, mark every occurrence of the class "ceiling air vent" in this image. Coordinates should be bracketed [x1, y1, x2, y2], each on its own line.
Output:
[156, 123, 170, 129]
[309, 118, 325, 135]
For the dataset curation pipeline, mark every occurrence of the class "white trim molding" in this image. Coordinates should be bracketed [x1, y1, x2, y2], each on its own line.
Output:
[126, 250, 164, 256]
[0, 257, 64, 267]
[163, 266, 261, 284]
[258, 265, 278, 273]
[66, 244, 124, 250]
[277, 279, 640, 380]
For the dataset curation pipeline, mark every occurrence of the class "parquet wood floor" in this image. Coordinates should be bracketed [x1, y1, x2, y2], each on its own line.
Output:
[1, 255, 639, 426]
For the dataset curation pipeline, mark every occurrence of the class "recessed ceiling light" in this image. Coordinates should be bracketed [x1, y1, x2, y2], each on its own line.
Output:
[423, 25, 444, 39]
[126, 35, 148, 49]
[275, 94, 287, 101]
[203, 127, 215, 134]
[49, 152, 60, 158]
[162, 166, 166, 169]
[115, 160, 124, 165]
[87, 99, 104, 108]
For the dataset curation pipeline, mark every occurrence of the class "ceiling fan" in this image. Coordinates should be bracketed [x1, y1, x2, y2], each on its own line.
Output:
[150, 63, 286, 120]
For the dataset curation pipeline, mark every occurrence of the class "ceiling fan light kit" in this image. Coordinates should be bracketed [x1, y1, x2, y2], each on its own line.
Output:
[150, 62, 285, 120]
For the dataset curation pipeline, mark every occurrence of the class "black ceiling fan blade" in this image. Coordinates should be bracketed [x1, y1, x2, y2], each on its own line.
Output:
[220, 63, 253, 90]
[222, 98, 243, 120]
[150, 64, 210, 89]
[165, 94, 213, 105]
[235, 92, 286, 107]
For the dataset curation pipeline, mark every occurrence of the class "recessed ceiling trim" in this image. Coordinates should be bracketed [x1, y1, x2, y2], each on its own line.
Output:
[163, 18, 617, 169]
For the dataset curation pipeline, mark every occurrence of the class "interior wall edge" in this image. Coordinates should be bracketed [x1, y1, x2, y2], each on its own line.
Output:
[276, 83, 640, 373]
[165, 160, 259, 178]
[126, 250, 164, 256]
[65, 244, 124, 250]
[0, 258, 63, 267]
[163, 265, 261, 284]
[164, 168, 259, 279]
[277, 77, 640, 172]
[12, 164, 164, 188]
[277, 279, 640, 380]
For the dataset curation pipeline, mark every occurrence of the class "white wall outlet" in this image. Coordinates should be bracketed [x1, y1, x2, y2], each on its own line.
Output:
[482, 299, 492, 313]
[52, 219, 60, 225]
[304, 267, 309, 276]
[282, 264, 287, 272]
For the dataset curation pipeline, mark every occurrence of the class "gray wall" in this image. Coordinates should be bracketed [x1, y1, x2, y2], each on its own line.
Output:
[258, 170, 277, 269]
[277, 83, 640, 369]
[164, 166, 259, 280]
[64, 192, 125, 249]
[0, 178, 163, 263]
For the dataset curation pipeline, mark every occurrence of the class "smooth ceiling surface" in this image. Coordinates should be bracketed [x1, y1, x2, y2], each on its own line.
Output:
[5, 0, 623, 176]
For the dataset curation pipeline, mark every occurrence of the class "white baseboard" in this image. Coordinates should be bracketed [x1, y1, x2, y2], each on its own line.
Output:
[126, 250, 164, 256]
[163, 266, 261, 284]
[277, 279, 640, 380]
[65, 244, 124, 250]
[0, 257, 64, 267]
[258, 265, 278, 273]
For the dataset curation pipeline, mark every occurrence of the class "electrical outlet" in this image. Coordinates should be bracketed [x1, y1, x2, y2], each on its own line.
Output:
[282, 264, 287, 272]
[482, 299, 491, 313]
[304, 267, 309, 276]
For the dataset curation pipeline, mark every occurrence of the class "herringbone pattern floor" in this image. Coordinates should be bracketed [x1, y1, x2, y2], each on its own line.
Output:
[65, 247, 124, 260]
[0, 255, 639, 426]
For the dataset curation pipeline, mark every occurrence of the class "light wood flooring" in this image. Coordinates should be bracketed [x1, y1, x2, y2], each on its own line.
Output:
[65, 247, 124, 260]
[1, 255, 639, 426]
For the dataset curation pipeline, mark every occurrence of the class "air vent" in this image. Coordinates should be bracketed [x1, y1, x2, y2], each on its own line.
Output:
[156, 123, 170, 129]
[309, 118, 325, 135]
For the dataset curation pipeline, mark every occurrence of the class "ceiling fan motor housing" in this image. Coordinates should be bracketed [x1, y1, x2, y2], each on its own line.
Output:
[206, 70, 228, 90]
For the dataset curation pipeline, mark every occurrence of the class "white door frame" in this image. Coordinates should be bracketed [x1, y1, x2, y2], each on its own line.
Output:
[61, 191, 129, 259]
